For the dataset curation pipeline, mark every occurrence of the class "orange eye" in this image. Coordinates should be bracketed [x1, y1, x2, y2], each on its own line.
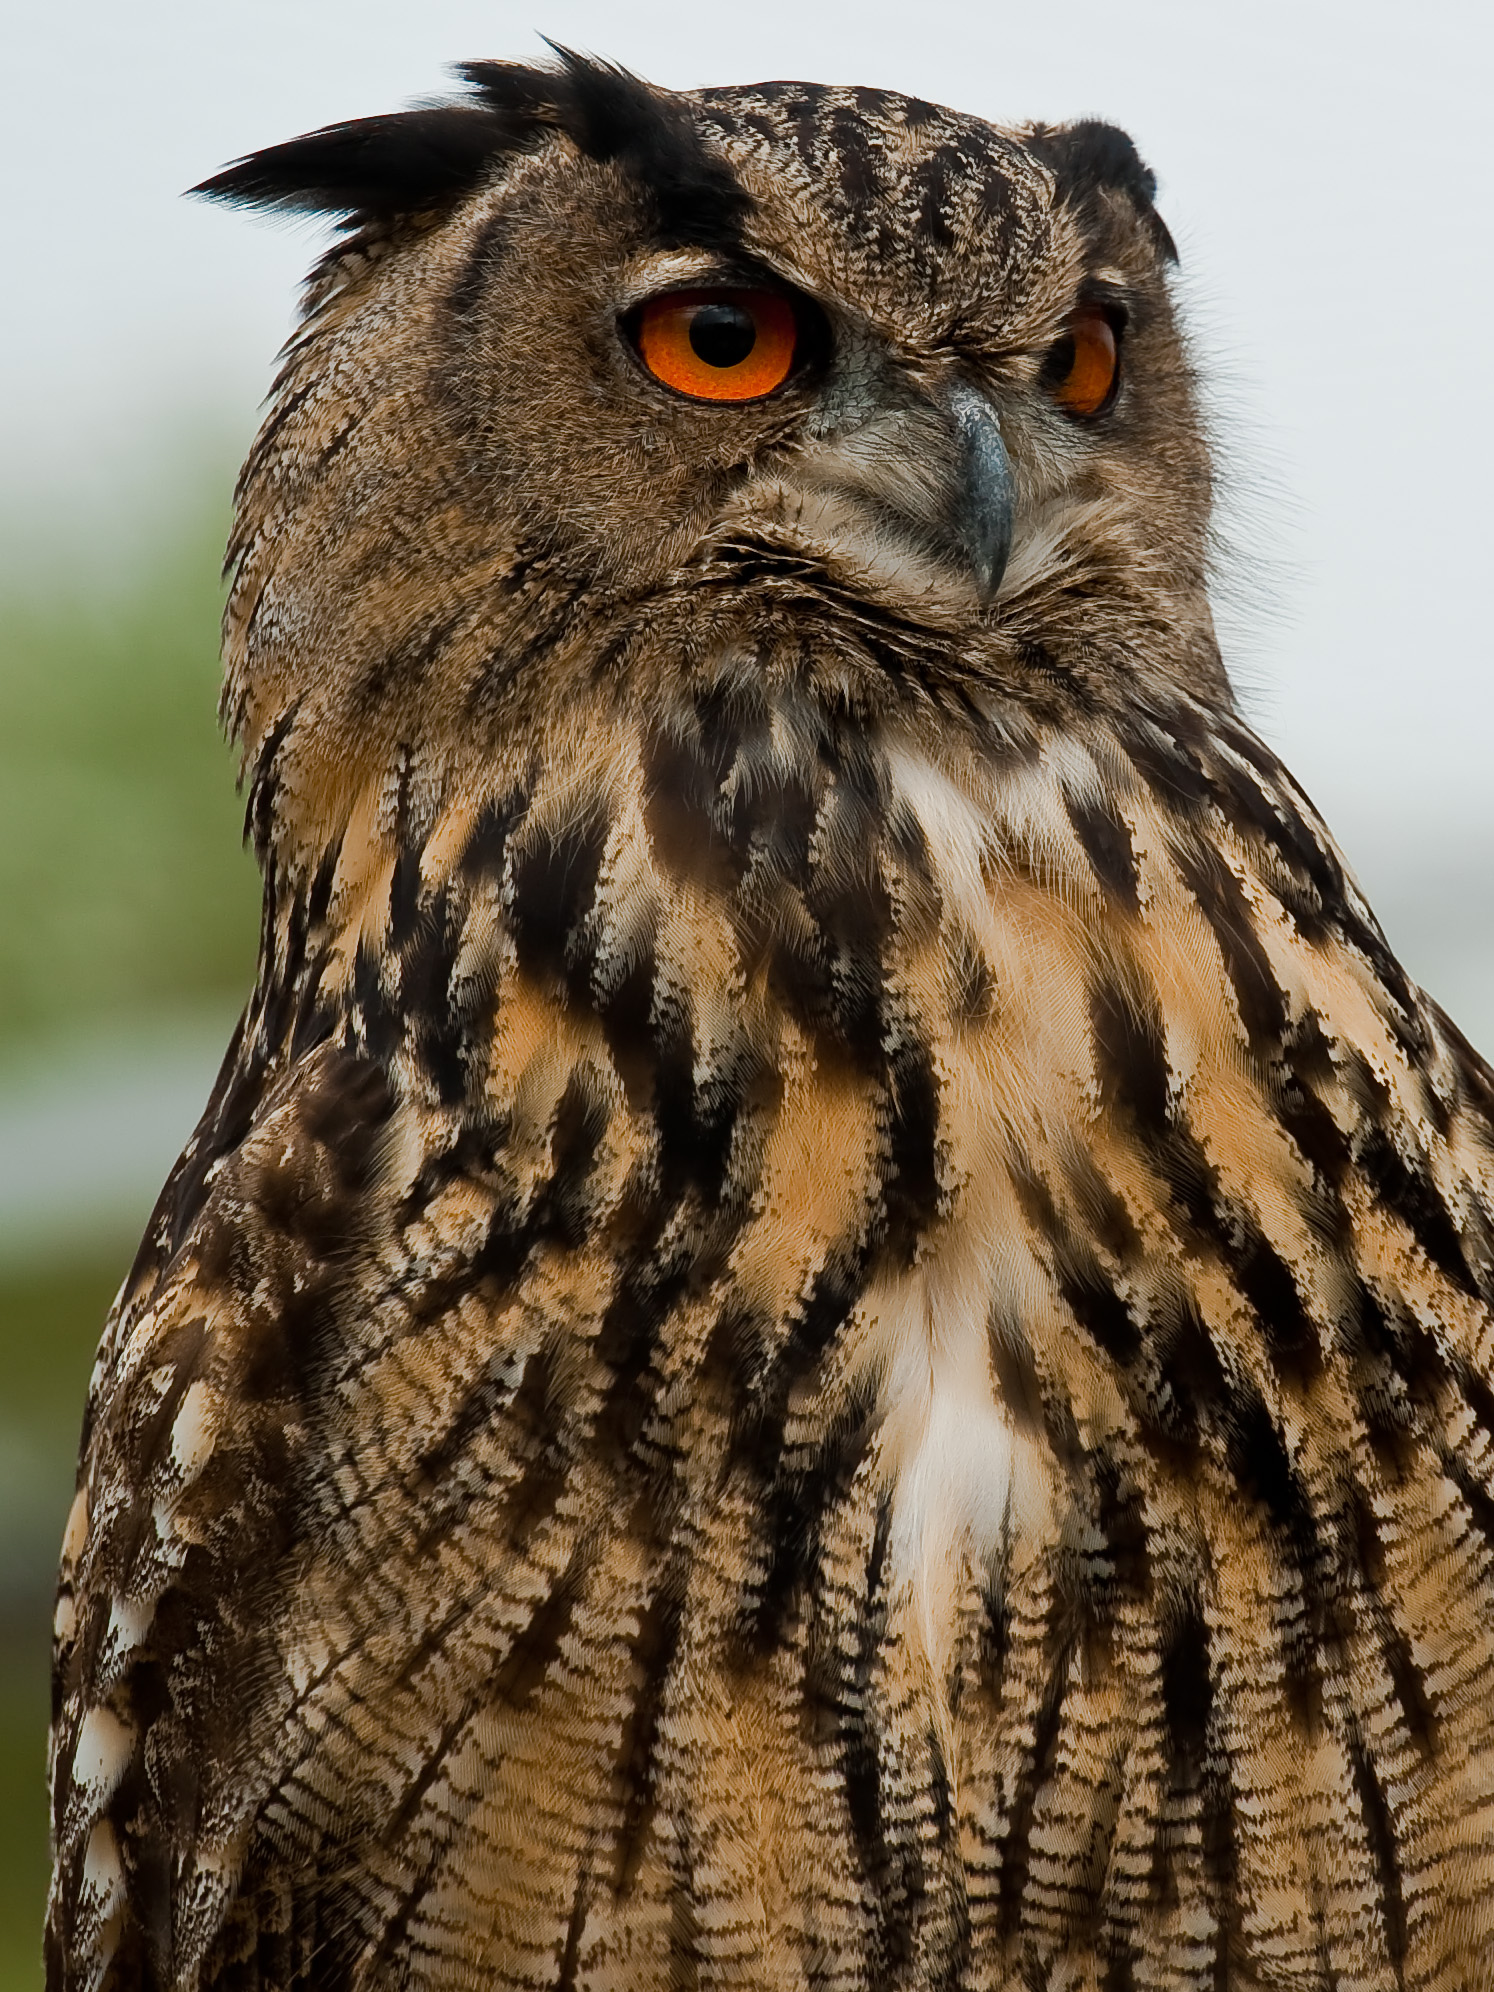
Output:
[1044, 306, 1121, 418]
[633, 287, 799, 402]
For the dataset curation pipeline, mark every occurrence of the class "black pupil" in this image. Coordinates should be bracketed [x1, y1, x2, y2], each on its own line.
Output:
[1046, 333, 1077, 382]
[688, 301, 758, 370]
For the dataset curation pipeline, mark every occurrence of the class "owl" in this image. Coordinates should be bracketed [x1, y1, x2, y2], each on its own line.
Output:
[46, 50, 1494, 1992]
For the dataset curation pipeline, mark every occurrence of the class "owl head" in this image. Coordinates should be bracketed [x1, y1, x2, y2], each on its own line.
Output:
[201, 52, 1219, 876]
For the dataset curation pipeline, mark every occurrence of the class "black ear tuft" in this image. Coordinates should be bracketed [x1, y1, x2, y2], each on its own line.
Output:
[191, 104, 517, 223]
[193, 51, 751, 248]
[1026, 121, 1178, 264]
[460, 45, 751, 249]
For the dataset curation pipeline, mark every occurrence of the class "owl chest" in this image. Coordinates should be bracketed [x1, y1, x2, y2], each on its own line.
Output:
[342, 729, 1175, 1724]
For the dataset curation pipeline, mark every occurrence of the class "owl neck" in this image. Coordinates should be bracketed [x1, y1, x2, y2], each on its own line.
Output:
[227, 619, 1236, 1202]
[229, 547, 1230, 928]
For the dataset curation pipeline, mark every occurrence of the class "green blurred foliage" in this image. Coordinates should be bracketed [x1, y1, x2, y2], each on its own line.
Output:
[0, 486, 260, 1986]
[0, 495, 259, 1051]
[0, 1622, 52, 1990]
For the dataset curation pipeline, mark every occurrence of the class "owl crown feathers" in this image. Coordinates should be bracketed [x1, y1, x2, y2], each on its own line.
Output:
[192, 48, 1171, 260]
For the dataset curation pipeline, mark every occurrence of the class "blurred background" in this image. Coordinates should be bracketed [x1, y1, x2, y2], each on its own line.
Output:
[1, 0, 1490, 1976]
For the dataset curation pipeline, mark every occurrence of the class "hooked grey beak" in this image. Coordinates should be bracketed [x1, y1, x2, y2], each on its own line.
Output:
[728, 375, 1015, 611]
[944, 381, 1014, 603]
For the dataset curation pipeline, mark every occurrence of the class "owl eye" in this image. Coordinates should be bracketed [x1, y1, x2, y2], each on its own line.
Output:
[1042, 305, 1121, 418]
[629, 287, 800, 403]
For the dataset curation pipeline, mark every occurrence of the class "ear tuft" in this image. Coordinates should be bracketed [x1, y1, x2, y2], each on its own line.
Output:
[461, 46, 751, 248]
[192, 50, 749, 248]
[190, 104, 516, 224]
[1026, 120, 1178, 264]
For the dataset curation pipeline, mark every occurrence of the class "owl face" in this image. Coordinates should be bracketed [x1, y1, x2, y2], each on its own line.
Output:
[442, 79, 1200, 600]
[206, 59, 1221, 845]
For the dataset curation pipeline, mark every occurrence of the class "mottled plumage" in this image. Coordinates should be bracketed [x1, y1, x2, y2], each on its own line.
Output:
[47, 54, 1494, 1991]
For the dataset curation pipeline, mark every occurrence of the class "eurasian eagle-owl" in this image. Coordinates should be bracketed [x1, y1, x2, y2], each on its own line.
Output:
[46, 51, 1494, 1992]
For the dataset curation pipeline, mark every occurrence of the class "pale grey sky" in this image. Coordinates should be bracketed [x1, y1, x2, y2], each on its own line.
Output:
[4, 0, 1493, 1040]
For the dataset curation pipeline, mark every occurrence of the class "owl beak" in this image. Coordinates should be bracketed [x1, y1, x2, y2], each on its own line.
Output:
[735, 376, 1014, 613]
[943, 380, 1014, 604]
